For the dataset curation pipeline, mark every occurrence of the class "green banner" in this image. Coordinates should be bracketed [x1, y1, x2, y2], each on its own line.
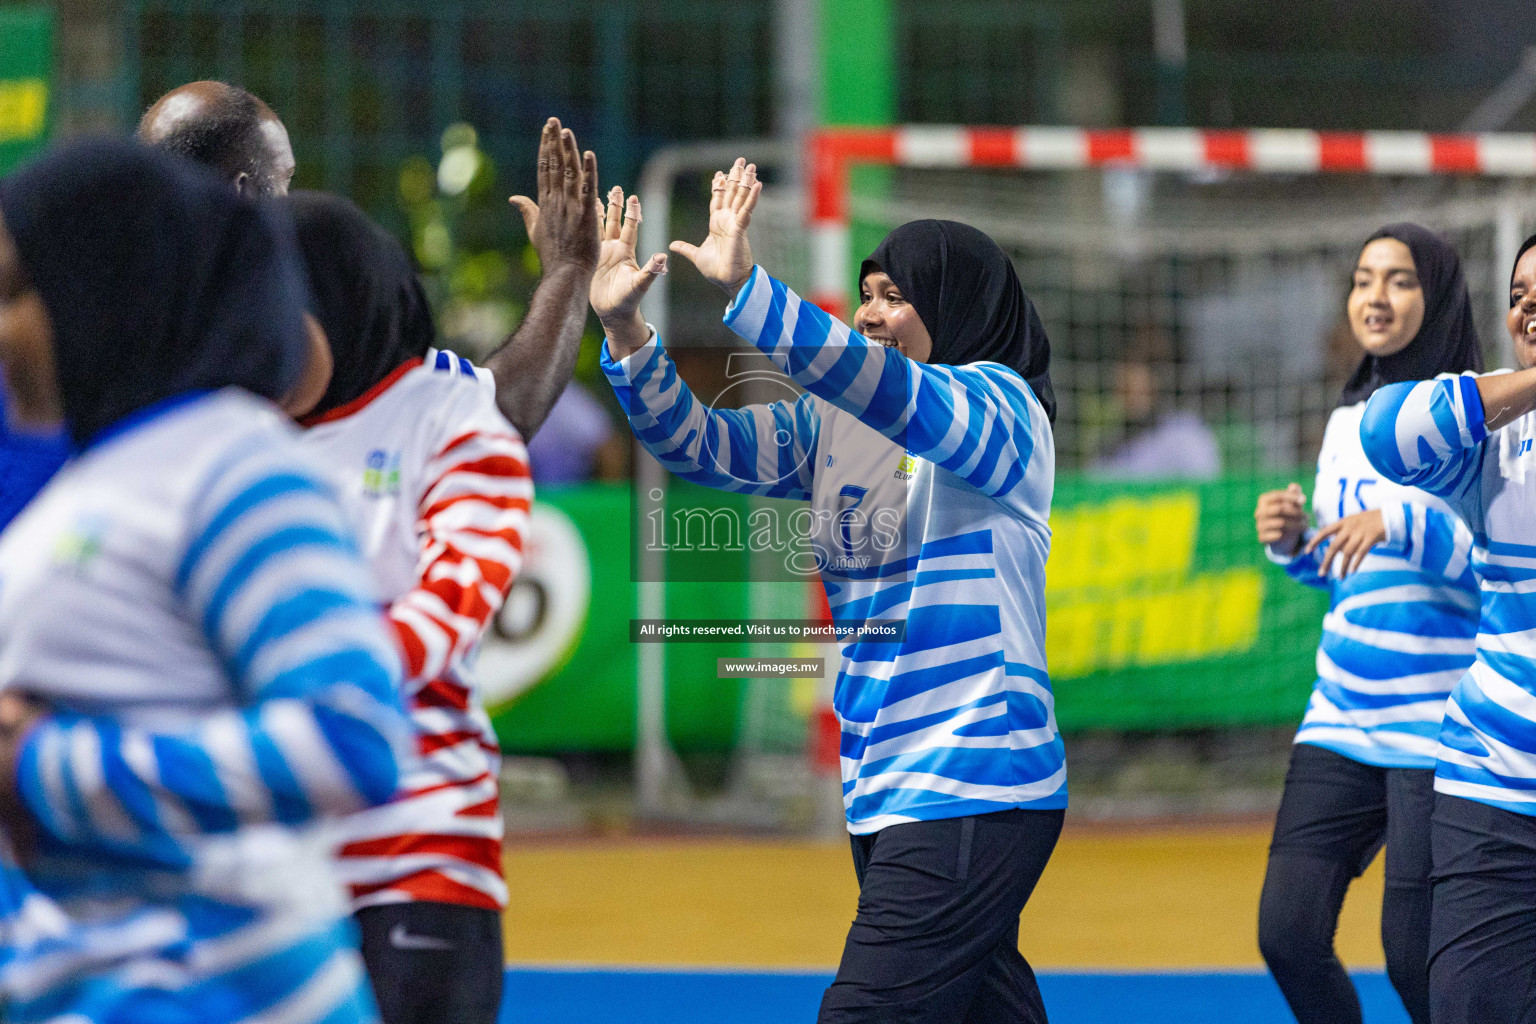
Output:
[1046, 474, 1326, 731]
[485, 475, 1328, 752]
[486, 484, 755, 752]
[0, 7, 51, 175]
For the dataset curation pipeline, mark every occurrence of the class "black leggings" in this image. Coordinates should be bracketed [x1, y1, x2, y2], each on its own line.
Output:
[1428, 792, 1536, 1024]
[1257, 743, 1433, 1024]
[355, 901, 504, 1024]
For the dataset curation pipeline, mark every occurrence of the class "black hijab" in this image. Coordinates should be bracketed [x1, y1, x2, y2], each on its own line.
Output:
[1512, 233, 1536, 305]
[1338, 223, 1482, 407]
[861, 219, 1055, 423]
[0, 138, 307, 446]
[287, 190, 434, 418]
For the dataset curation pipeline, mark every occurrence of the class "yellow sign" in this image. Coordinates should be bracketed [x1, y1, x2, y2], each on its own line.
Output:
[1045, 492, 1263, 678]
[0, 79, 46, 145]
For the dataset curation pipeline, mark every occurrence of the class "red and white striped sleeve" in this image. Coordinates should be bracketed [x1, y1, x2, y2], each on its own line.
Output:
[388, 398, 533, 683]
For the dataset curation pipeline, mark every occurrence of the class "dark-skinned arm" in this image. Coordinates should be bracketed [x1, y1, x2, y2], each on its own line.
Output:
[482, 117, 602, 440]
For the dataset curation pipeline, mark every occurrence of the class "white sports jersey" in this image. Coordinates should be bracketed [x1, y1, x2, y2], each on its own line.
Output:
[605, 267, 1061, 834]
[1269, 401, 1478, 768]
[0, 390, 407, 1024]
[1363, 372, 1536, 813]
[302, 353, 530, 911]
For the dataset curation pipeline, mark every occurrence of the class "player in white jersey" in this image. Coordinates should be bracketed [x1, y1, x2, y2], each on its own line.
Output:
[1252, 225, 1482, 1024]
[596, 162, 1061, 1023]
[286, 191, 534, 1024]
[0, 139, 411, 1024]
[1361, 234, 1536, 1024]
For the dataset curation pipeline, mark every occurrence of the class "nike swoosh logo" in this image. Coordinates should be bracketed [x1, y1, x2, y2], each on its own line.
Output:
[389, 923, 454, 951]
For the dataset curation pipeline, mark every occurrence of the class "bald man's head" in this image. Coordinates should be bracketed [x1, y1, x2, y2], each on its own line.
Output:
[138, 81, 295, 198]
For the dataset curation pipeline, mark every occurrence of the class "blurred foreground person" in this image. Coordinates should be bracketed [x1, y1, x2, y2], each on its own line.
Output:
[288, 191, 532, 1024]
[0, 139, 409, 1022]
[1362, 234, 1536, 1024]
[1254, 225, 1481, 1024]
[141, 82, 600, 440]
[599, 163, 1062, 1023]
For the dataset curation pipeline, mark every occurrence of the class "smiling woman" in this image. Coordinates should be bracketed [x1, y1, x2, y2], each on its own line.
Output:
[1506, 237, 1536, 370]
[1348, 237, 1425, 358]
[1254, 223, 1483, 1024]
[1358, 233, 1536, 1023]
[596, 160, 1063, 1024]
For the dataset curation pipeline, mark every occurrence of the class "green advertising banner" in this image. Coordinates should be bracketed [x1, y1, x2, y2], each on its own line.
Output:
[0, 7, 51, 175]
[485, 475, 1329, 752]
[1046, 474, 1327, 731]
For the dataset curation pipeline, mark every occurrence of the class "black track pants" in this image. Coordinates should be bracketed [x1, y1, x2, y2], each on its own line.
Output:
[818, 807, 1065, 1024]
[1428, 792, 1536, 1024]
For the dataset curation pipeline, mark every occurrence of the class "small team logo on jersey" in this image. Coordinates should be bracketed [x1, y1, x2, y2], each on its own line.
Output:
[1521, 438, 1534, 457]
[894, 454, 916, 480]
[53, 515, 106, 574]
[363, 449, 402, 497]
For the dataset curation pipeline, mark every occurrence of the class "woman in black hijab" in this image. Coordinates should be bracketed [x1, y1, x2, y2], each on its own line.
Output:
[283, 190, 532, 1024]
[286, 189, 435, 419]
[0, 138, 306, 445]
[0, 139, 409, 1024]
[861, 218, 1055, 421]
[1252, 223, 1483, 1024]
[598, 163, 1061, 1024]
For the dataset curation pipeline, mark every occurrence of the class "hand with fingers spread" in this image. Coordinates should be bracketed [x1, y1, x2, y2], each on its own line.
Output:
[1304, 508, 1386, 578]
[508, 116, 601, 273]
[590, 187, 667, 359]
[670, 157, 761, 300]
[1254, 482, 1309, 555]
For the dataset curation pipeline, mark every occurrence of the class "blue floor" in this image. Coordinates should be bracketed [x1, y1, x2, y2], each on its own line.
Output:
[500, 967, 1411, 1023]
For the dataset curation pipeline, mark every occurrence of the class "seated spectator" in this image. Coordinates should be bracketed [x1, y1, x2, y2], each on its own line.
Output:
[1091, 328, 1221, 479]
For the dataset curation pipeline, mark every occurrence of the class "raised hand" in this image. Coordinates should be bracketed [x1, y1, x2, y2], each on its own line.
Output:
[670, 157, 761, 299]
[590, 187, 666, 359]
[1254, 482, 1309, 554]
[508, 117, 601, 273]
[1304, 507, 1386, 577]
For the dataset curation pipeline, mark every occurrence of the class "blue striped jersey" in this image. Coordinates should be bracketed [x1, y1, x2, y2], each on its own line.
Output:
[603, 266, 1060, 833]
[1269, 401, 1478, 768]
[0, 389, 409, 1024]
[1361, 372, 1536, 814]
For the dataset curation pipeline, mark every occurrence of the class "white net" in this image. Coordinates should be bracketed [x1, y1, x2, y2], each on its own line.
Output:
[755, 169, 1536, 475]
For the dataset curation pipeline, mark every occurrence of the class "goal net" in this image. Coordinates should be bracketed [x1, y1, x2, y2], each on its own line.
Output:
[649, 127, 1536, 822]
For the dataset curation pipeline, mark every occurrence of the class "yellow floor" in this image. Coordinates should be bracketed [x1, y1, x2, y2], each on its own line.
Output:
[503, 822, 1388, 969]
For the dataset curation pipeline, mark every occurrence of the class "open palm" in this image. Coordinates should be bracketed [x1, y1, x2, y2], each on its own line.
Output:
[670, 158, 761, 298]
[589, 186, 665, 326]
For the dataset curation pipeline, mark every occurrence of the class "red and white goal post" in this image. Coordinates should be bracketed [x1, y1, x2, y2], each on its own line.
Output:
[805, 125, 1536, 320]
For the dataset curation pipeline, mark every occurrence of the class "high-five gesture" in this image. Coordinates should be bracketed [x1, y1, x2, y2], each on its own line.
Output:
[590, 187, 667, 359]
[670, 158, 761, 299]
[508, 117, 601, 273]
[481, 117, 601, 440]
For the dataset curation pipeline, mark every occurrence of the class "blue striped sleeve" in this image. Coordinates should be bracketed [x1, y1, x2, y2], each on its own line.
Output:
[600, 329, 821, 500]
[1360, 375, 1487, 499]
[14, 441, 408, 864]
[1266, 534, 1331, 591]
[722, 267, 1041, 498]
[1378, 501, 1478, 587]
